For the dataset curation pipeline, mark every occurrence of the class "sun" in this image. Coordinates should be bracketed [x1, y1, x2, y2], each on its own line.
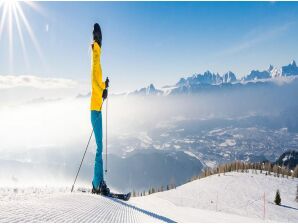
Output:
[0, 0, 43, 73]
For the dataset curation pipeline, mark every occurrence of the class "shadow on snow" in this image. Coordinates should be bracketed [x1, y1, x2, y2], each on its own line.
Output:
[105, 196, 176, 223]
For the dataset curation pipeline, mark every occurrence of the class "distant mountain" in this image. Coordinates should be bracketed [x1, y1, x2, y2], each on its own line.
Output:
[131, 71, 238, 96]
[270, 66, 282, 78]
[76, 60, 298, 97]
[243, 69, 271, 81]
[76, 60, 298, 98]
[0, 149, 204, 192]
[282, 60, 298, 77]
[244, 60, 298, 81]
[275, 150, 298, 170]
[105, 150, 204, 192]
[176, 70, 234, 87]
[130, 84, 163, 96]
[223, 71, 237, 83]
[130, 60, 298, 96]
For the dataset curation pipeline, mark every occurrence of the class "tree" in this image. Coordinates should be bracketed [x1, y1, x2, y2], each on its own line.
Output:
[151, 187, 155, 194]
[274, 189, 281, 205]
[293, 165, 298, 178]
[273, 165, 278, 177]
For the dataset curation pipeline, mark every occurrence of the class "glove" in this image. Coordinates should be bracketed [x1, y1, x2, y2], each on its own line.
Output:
[105, 77, 109, 88]
[102, 88, 108, 100]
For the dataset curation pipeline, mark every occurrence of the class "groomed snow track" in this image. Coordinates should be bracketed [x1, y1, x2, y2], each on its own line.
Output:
[0, 192, 175, 223]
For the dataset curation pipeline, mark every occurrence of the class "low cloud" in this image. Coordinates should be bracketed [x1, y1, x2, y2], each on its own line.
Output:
[0, 75, 77, 89]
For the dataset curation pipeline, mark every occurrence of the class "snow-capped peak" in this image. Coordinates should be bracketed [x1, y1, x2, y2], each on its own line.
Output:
[146, 84, 157, 95]
[268, 64, 274, 72]
[282, 60, 298, 76]
[132, 60, 298, 96]
[270, 66, 282, 78]
[223, 71, 237, 83]
[131, 83, 163, 96]
[244, 69, 271, 81]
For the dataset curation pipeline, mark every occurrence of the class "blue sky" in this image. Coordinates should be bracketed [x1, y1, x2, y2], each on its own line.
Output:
[0, 1, 298, 92]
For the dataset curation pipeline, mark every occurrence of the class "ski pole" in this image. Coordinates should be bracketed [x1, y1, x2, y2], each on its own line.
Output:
[105, 96, 108, 173]
[71, 101, 104, 193]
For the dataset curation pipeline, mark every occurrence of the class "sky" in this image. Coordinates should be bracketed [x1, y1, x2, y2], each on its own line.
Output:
[0, 1, 298, 92]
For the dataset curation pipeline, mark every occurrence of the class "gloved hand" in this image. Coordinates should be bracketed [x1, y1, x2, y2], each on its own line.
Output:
[102, 88, 108, 100]
[105, 77, 109, 88]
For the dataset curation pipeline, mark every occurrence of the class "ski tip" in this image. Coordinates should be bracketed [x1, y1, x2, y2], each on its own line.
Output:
[124, 192, 131, 201]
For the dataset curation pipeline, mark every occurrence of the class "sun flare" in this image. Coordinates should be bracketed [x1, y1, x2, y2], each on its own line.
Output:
[0, 0, 43, 72]
[3, 0, 17, 6]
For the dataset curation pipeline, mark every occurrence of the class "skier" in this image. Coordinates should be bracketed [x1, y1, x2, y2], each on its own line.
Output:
[90, 23, 110, 195]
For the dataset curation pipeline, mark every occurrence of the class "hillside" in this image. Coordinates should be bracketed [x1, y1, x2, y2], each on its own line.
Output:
[131, 170, 298, 222]
[275, 150, 298, 169]
[0, 171, 297, 222]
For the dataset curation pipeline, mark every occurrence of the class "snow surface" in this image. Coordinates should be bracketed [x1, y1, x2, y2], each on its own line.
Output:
[0, 171, 297, 222]
[132, 171, 298, 222]
[0, 190, 171, 223]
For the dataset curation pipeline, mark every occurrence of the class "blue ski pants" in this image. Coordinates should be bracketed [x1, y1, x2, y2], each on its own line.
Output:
[91, 110, 103, 189]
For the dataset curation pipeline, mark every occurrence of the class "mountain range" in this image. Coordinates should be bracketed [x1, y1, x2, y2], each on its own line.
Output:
[131, 60, 298, 96]
[275, 150, 298, 170]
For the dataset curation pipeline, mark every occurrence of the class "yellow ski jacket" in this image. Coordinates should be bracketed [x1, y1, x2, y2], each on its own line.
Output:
[90, 41, 106, 111]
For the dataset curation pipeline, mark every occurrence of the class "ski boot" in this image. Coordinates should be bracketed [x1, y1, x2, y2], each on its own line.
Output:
[99, 180, 110, 196]
[91, 184, 101, 195]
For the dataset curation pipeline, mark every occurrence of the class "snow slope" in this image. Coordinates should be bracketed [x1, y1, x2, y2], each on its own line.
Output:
[0, 189, 173, 223]
[0, 171, 297, 222]
[132, 171, 298, 222]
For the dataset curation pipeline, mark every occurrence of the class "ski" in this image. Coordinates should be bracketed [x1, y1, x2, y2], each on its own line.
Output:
[77, 188, 131, 201]
[106, 192, 131, 201]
